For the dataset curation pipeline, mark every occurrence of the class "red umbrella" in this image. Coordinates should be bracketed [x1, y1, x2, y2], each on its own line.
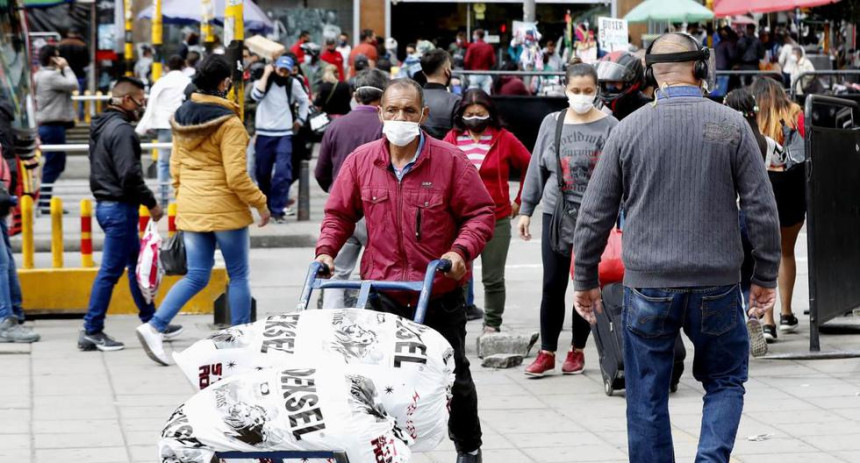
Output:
[715, 0, 841, 17]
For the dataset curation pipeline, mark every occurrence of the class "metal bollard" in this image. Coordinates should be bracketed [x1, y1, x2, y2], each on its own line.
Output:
[168, 203, 177, 238]
[298, 160, 310, 221]
[50, 197, 63, 268]
[84, 90, 92, 125]
[80, 199, 94, 268]
[73, 90, 80, 123]
[139, 205, 150, 237]
[21, 195, 34, 269]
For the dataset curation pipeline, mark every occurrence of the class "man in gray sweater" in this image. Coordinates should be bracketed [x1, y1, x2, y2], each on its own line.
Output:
[572, 33, 781, 463]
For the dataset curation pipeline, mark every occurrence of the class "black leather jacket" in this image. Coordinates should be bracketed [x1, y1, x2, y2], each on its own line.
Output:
[88, 109, 156, 208]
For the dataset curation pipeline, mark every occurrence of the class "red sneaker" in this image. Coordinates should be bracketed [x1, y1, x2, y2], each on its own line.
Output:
[562, 349, 585, 375]
[524, 351, 556, 377]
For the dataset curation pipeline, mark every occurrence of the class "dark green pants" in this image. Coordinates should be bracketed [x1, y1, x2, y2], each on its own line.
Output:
[481, 217, 511, 328]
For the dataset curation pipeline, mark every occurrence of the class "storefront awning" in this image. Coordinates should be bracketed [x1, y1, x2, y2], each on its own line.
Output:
[137, 0, 273, 33]
[22, 0, 72, 8]
[391, 0, 606, 3]
[714, 0, 841, 17]
[624, 0, 714, 23]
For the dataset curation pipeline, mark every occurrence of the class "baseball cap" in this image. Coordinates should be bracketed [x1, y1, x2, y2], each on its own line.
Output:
[275, 56, 294, 71]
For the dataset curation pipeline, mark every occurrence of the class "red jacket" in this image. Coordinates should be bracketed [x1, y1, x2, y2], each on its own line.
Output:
[320, 49, 346, 81]
[316, 134, 496, 298]
[464, 41, 496, 71]
[443, 127, 531, 220]
[290, 40, 307, 63]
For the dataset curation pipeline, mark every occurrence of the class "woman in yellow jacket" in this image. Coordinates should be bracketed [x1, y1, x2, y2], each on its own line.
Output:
[137, 55, 270, 365]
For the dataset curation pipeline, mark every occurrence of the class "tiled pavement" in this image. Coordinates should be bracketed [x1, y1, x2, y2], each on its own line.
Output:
[2, 239, 860, 463]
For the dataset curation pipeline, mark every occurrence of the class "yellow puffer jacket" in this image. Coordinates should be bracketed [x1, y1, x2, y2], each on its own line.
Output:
[170, 93, 267, 231]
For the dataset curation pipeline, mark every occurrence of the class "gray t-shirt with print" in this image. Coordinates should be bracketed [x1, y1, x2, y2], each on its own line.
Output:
[520, 111, 619, 216]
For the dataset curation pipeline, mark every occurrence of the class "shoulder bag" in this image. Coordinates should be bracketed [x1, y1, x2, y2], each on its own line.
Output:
[548, 110, 578, 256]
[308, 83, 339, 135]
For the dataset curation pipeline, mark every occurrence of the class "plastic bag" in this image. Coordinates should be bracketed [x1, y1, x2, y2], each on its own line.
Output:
[173, 309, 455, 451]
[136, 221, 162, 304]
[159, 230, 187, 276]
[158, 364, 412, 463]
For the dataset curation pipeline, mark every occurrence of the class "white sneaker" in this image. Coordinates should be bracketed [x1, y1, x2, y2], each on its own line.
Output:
[136, 323, 171, 366]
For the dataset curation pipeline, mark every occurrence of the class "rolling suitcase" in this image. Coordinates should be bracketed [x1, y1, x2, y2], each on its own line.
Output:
[593, 282, 625, 396]
[592, 283, 686, 397]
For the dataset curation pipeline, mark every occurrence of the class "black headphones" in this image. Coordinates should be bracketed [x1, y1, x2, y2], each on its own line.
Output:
[644, 32, 710, 88]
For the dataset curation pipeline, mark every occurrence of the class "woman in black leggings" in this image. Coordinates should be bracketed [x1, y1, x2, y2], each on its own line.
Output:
[517, 60, 618, 377]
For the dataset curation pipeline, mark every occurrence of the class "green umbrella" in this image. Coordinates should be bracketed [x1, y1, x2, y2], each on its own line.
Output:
[624, 0, 715, 23]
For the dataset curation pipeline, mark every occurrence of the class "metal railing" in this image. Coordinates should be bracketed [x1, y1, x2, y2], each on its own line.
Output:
[38, 142, 174, 152]
[30, 143, 312, 222]
[454, 69, 565, 77]
[790, 70, 860, 99]
[71, 94, 112, 102]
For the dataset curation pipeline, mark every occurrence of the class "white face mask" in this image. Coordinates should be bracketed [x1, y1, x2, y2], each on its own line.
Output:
[567, 92, 595, 115]
[383, 120, 421, 146]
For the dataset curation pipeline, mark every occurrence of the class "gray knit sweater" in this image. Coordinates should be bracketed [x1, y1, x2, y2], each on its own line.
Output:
[572, 91, 781, 290]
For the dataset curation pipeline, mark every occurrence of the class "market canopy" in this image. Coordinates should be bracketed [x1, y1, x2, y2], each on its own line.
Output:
[22, 0, 72, 7]
[137, 0, 273, 33]
[715, 0, 841, 17]
[624, 0, 715, 23]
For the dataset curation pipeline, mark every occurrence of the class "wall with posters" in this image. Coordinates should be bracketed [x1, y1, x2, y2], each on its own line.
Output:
[256, 0, 352, 45]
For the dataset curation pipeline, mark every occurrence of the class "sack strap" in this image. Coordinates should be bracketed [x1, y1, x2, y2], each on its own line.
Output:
[554, 109, 566, 192]
[323, 83, 338, 107]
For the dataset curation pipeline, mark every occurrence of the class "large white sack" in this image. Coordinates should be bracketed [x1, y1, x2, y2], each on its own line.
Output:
[158, 365, 411, 463]
[173, 309, 455, 451]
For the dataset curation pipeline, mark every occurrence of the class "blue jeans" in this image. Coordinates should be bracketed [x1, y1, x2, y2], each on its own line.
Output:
[77, 78, 87, 119]
[156, 129, 172, 207]
[38, 124, 67, 211]
[0, 220, 23, 321]
[83, 202, 155, 334]
[624, 284, 747, 463]
[254, 134, 292, 215]
[150, 228, 251, 331]
[468, 74, 493, 94]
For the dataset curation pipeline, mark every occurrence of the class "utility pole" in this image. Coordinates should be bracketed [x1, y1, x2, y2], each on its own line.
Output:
[124, 0, 133, 76]
[225, 0, 244, 120]
[151, 0, 163, 82]
[523, 0, 535, 23]
[201, 0, 215, 53]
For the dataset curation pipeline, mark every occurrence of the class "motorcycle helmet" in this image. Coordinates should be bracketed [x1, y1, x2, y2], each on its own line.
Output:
[595, 51, 644, 103]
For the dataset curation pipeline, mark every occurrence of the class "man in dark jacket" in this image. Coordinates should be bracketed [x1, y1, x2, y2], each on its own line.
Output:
[421, 49, 461, 139]
[737, 24, 764, 85]
[79, 77, 170, 353]
[314, 69, 387, 308]
[58, 28, 89, 94]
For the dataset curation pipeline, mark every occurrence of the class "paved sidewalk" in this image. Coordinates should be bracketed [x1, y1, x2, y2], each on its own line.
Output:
[2, 241, 860, 462]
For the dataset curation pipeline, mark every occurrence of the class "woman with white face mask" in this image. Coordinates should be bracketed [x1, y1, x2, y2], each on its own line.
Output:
[518, 58, 619, 378]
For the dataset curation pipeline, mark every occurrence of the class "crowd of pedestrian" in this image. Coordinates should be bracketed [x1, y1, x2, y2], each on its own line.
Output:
[10, 18, 833, 462]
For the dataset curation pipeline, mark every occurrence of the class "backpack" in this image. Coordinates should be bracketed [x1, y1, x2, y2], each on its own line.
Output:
[781, 120, 806, 170]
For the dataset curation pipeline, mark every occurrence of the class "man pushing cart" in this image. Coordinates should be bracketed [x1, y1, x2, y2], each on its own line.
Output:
[314, 77, 496, 463]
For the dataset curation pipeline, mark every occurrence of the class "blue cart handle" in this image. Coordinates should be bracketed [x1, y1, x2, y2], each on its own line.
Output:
[297, 259, 453, 324]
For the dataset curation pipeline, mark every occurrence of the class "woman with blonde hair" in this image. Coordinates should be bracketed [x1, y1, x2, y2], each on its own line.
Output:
[314, 64, 352, 116]
[750, 77, 804, 342]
